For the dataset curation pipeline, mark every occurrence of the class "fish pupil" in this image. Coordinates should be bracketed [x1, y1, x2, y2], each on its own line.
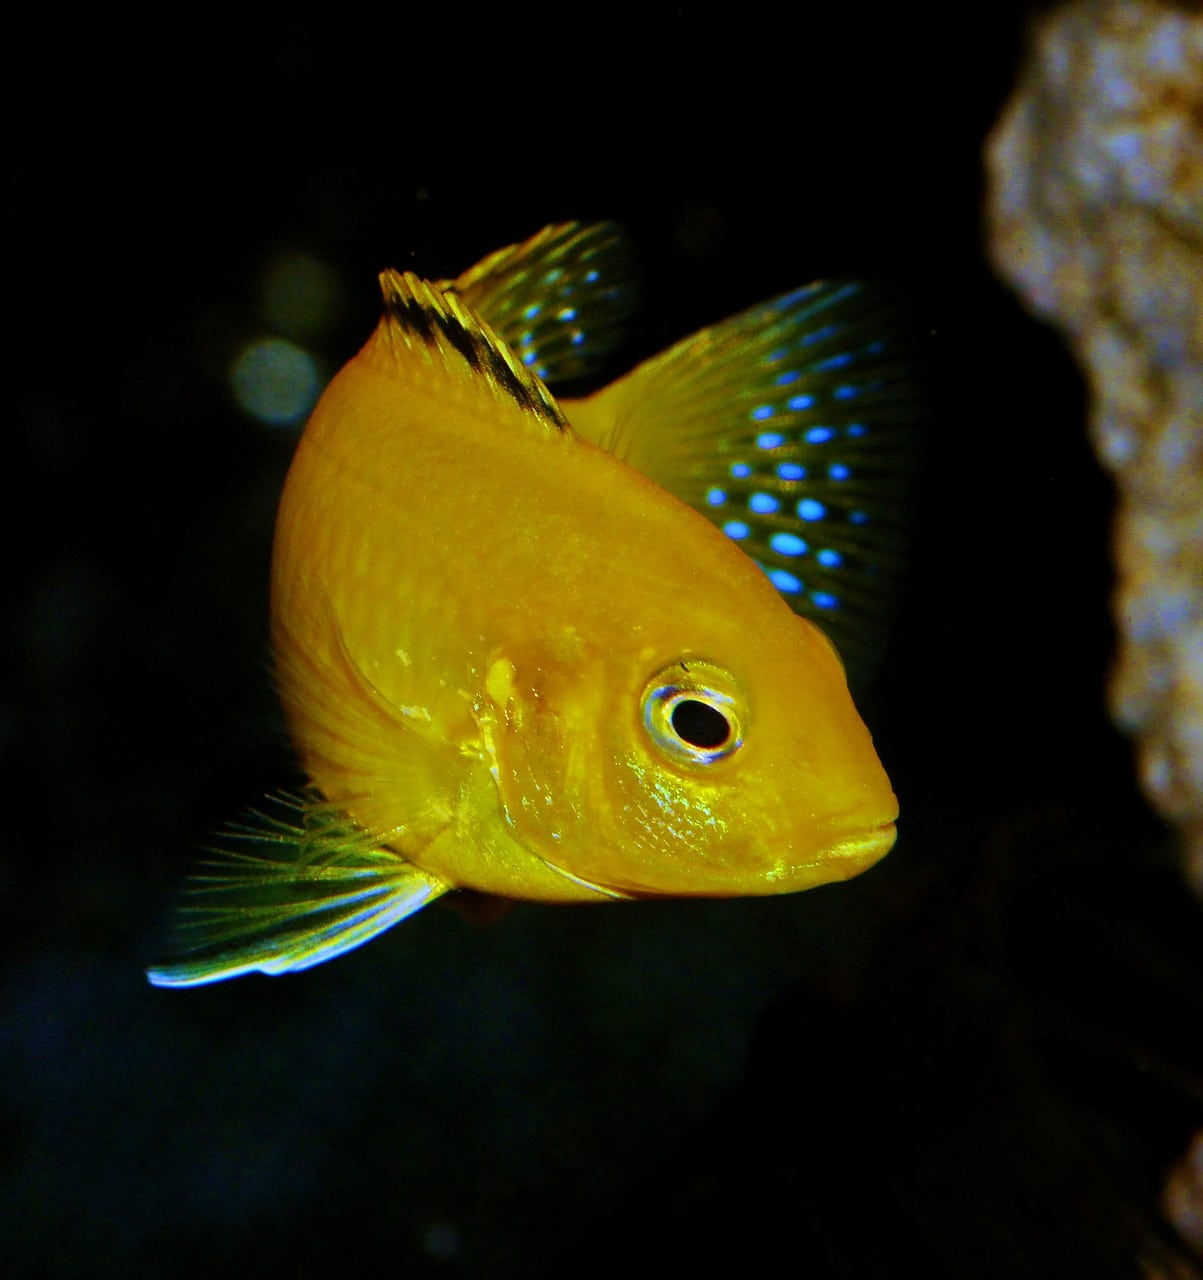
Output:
[670, 699, 731, 749]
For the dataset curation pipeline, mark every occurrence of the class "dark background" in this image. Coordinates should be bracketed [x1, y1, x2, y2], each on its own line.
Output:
[6, 6, 1201, 1278]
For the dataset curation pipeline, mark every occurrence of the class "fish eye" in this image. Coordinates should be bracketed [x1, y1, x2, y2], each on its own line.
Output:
[641, 661, 746, 766]
[671, 698, 731, 749]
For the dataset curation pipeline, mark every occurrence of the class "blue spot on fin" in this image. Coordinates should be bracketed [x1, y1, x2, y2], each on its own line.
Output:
[448, 222, 640, 387]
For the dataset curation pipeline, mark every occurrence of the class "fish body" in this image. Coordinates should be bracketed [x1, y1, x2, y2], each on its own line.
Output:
[148, 223, 921, 986]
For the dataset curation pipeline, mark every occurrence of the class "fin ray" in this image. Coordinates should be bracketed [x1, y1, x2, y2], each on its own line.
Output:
[446, 221, 639, 385]
[376, 270, 570, 435]
[145, 794, 448, 988]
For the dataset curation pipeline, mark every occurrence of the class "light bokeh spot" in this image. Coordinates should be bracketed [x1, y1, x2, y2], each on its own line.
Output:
[231, 337, 322, 427]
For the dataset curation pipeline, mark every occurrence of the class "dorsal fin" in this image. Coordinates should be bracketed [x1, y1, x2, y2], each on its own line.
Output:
[376, 269, 570, 434]
[443, 221, 639, 386]
[566, 280, 926, 688]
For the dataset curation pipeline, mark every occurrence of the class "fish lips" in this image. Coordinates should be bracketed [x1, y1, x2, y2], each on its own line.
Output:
[763, 817, 898, 892]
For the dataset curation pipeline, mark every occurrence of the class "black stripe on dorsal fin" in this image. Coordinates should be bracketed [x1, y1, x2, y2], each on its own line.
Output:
[377, 269, 570, 433]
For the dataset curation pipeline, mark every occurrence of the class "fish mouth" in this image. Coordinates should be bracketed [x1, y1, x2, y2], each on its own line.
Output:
[766, 819, 897, 890]
[823, 819, 897, 867]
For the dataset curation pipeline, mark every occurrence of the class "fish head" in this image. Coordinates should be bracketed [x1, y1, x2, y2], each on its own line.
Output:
[483, 560, 897, 902]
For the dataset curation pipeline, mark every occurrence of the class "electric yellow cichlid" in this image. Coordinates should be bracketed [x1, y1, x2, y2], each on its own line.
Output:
[147, 222, 923, 987]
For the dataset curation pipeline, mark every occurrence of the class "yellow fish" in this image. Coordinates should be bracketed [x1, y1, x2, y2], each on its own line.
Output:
[147, 223, 921, 987]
